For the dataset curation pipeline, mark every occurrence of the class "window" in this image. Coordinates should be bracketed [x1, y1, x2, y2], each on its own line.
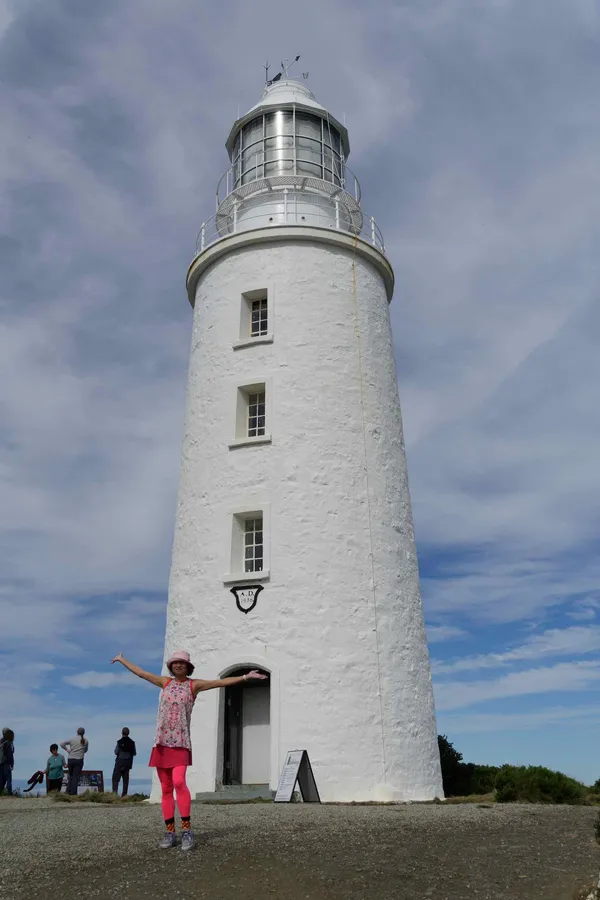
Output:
[235, 288, 273, 349]
[250, 298, 268, 337]
[247, 390, 266, 437]
[230, 379, 272, 448]
[244, 516, 263, 573]
[223, 504, 270, 583]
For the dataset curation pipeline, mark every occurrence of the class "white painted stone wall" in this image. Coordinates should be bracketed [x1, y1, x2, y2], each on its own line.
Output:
[162, 235, 443, 802]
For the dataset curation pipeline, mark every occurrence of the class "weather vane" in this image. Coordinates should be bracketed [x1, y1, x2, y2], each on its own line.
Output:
[264, 55, 308, 86]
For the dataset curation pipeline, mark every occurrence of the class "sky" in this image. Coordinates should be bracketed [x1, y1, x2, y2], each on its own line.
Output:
[2, 0, 600, 789]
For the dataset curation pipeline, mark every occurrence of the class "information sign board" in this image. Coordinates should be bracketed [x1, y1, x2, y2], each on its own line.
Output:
[274, 750, 320, 803]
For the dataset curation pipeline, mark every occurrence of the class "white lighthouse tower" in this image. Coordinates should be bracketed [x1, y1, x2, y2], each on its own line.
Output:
[161, 73, 443, 802]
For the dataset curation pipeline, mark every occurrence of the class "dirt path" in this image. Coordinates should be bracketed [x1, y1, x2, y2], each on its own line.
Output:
[0, 799, 598, 899]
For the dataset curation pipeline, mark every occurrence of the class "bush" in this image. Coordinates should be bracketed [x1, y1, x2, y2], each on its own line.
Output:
[437, 735, 466, 795]
[495, 765, 587, 805]
[437, 736, 500, 796]
[437, 735, 590, 803]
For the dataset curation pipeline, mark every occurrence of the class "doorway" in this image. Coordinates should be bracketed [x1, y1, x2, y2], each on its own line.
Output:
[223, 668, 270, 785]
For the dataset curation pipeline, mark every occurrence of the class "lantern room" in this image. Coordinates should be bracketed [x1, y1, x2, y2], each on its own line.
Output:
[227, 80, 349, 188]
[194, 79, 385, 256]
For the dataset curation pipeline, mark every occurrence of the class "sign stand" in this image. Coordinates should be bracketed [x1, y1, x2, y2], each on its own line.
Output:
[274, 750, 320, 803]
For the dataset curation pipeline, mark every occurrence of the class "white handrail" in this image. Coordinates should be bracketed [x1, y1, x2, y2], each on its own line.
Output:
[195, 196, 385, 257]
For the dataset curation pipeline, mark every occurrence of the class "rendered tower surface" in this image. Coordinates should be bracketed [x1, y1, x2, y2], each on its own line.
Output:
[161, 78, 443, 802]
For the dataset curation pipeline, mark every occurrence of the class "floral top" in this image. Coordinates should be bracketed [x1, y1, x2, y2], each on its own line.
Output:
[154, 678, 196, 750]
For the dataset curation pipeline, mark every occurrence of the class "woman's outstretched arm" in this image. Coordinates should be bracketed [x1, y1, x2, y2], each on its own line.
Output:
[111, 652, 168, 689]
[193, 670, 267, 694]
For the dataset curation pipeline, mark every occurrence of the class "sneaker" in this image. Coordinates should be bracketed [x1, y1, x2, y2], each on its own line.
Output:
[158, 832, 177, 849]
[181, 830, 195, 852]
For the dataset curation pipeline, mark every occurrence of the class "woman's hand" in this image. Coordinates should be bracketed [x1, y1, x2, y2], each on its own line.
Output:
[246, 670, 268, 681]
[109, 653, 167, 689]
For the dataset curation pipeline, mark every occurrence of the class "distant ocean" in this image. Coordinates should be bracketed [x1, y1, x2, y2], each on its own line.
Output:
[10, 777, 153, 796]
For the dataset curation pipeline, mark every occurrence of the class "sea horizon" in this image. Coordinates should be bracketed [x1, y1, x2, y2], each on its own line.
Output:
[8, 777, 153, 796]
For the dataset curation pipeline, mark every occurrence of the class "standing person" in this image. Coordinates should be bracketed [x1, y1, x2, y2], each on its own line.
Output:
[0, 728, 15, 795]
[60, 727, 88, 795]
[111, 650, 267, 851]
[112, 727, 136, 797]
[45, 744, 67, 793]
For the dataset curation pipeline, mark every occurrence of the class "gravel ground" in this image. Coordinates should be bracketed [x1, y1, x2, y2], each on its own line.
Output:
[0, 798, 598, 900]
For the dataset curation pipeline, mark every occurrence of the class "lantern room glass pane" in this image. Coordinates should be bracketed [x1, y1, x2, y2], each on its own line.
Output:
[233, 109, 344, 188]
[265, 110, 293, 136]
[238, 117, 264, 185]
[295, 113, 322, 179]
[264, 111, 294, 177]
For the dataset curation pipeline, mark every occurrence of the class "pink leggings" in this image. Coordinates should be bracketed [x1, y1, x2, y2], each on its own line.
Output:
[156, 766, 191, 820]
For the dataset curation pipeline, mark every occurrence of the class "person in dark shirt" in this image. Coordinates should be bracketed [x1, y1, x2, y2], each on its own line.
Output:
[0, 728, 15, 795]
[112, 727, 137, 796]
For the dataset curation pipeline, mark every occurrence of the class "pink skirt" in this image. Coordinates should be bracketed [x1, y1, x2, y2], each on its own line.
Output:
[148, 745, 192, 768]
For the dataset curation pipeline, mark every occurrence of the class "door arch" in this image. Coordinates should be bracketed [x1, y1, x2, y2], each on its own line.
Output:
[222, 666, 271, 785]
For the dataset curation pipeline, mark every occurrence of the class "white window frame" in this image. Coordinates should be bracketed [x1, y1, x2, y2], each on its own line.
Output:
[223, 503, 271, 584]
[229, 376, 272, 449]
[233, 283, 274, 350]
[242, 515, 264, 574]
[250, 296, 269, 338]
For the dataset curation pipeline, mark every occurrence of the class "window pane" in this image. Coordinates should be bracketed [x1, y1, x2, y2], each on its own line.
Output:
[296, 113, 321, 140]
[242, 117, 263, 145]
[265, 110, 293, 136]
[250, 296, 268, 338]
[243, 516, 263, 572]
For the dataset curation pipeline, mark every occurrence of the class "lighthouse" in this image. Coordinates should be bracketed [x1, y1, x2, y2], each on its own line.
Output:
[160, 74, 443, 802]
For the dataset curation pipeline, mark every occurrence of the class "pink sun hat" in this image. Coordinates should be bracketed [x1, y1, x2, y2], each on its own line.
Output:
[166, 649, 195, 674]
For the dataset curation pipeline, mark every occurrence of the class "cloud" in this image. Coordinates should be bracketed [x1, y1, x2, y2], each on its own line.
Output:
[435, 661, 600, 711]
[433, 625, 600, 674]
[439, 703, 600, 734]
[63, 671, 131, 689]
[426, 625, 467, 643]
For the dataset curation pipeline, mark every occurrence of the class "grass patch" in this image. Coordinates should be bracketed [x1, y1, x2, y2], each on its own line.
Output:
[53, 790, 148, 804]
[439, 793, 496, 805]
[0, 789, 24, 799]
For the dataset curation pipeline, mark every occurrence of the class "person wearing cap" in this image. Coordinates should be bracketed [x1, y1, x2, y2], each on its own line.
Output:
[111, 649, 267, 851]
[60, 727, 88, 795]
[112, 727, 137, 796]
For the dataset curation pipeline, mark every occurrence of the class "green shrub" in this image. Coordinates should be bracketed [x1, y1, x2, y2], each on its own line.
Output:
[495, 765, 587, 804]
[437, 736, 500, 796]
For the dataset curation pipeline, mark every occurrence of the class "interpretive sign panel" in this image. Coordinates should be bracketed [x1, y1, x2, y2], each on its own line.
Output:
[274, 750, 320, 803]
